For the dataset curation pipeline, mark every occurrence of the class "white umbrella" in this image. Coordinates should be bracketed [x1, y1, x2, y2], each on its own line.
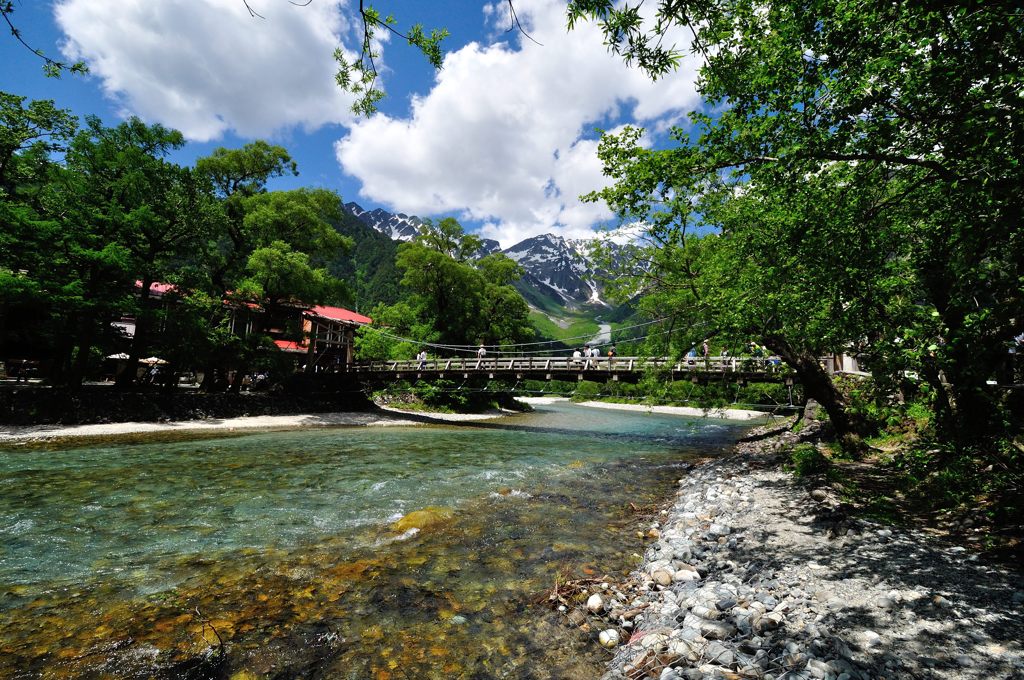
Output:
[140, 356, 168, 365]
[105, 353, 130, 360]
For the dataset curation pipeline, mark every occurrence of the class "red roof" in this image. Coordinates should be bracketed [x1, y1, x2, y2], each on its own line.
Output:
[136, 281, 371, 326]
[306, 305, 371, 325]
[273, 339, 308, 353]
[135, 281, 179, 296]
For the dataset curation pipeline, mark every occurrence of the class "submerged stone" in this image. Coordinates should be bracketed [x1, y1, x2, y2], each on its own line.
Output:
[391, 507, 456, 533]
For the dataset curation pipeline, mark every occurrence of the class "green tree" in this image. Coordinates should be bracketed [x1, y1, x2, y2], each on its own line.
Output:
[355, 300, 435, 360]
[415, 216, 482, 262]
[334, 3, 449, 116]
[360, 217, 533, 358]
[237, 240, 346, 312]
[0, 91, 78, 189]
[572, 0, 1024, 449]
[9, 116, 206, 387]
[328, 208, 403, 311]
[194, 142, 353, 388]
[74, 119, 223, 388]
[473, 253, 534, 348]
[0, 93, 79, 367]
[195, 141, 297, 294]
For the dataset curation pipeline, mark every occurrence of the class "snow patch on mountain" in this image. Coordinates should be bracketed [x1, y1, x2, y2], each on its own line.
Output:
[342, 202, 617, 309]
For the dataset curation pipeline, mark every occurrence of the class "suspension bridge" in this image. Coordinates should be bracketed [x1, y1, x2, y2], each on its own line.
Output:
[348, 355, 796, 385]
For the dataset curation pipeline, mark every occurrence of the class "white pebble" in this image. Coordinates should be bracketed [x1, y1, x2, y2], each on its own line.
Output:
[599, 629, 621, 648]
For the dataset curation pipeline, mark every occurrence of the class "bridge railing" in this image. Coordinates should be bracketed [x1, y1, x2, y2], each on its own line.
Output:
[348, 355, 792, 375]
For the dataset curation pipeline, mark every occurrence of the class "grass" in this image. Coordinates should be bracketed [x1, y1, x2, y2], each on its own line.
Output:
[529, 311, 601, 346]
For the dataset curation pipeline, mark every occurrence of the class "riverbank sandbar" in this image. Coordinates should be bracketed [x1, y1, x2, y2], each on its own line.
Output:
[577, 400, 769, 420]
[516, 396, 569, 405]
[0, 409, 505, 445]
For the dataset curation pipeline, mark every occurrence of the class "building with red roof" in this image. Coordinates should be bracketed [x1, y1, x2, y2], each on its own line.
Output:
[262, 304, 372, 371]
[123, 281, 371, 372]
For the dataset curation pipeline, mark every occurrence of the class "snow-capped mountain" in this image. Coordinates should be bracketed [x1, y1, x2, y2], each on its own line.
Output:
[345, 201, 503, 259]
[477, 238, 503, 257]
[342, 202, 611, 310]
[503, 233, 608, 308]
[344, 202, 423, 241]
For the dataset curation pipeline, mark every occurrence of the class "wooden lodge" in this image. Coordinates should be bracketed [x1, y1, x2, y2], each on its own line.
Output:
[271, 305, 372, 372]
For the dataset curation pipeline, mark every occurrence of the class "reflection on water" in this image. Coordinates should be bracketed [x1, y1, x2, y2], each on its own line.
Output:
[0, 402, 748, 678]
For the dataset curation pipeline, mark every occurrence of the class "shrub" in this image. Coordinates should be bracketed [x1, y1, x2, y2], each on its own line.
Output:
[788, 443, 830, 476]
[736, 382, 790, 406]
[903, 400, 931, 432]
[570, 381, 600, 402]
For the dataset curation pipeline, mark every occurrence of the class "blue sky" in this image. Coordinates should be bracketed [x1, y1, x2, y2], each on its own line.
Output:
[1, 1, 702, 247]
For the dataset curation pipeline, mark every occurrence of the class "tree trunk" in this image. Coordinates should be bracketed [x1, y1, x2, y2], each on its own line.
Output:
[764, 336, 869, 455]
[47, 316, 78, 385]
[159, 362, 177, 393]
[943, 368, 996, 452]
[66, 313, 97, 390]
[117, 276, 154, 389]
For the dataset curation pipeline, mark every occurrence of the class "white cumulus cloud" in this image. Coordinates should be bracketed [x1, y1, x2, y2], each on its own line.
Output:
[335, 0, 702, 248]
[55, 0, 358, 141]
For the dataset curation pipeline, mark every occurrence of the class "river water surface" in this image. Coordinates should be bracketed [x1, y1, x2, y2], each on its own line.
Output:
[0, 401, 752, 679]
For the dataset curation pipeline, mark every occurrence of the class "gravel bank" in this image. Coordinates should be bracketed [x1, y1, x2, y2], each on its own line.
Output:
[585, 422, 1024, 680]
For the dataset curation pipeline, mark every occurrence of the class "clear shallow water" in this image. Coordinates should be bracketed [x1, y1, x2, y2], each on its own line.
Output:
[0, 402, 749, 679]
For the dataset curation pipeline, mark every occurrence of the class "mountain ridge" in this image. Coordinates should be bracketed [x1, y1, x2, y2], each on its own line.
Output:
[342, 201, 612, 312]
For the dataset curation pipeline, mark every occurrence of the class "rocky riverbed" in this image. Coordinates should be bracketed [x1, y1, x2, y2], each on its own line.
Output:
[568, 420, 1024, 680]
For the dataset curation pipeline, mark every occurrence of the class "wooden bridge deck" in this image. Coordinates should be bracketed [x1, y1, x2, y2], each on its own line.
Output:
[348, 356, 795, 384]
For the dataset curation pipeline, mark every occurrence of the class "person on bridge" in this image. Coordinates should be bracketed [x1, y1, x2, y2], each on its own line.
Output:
[591, 345, 601, 366]
[572, 348, 583, 367]
[477, 344, 487, 359]
[417, 349, 427, 370]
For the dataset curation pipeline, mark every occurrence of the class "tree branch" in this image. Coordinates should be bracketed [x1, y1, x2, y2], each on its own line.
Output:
[242, 0, 265, 19]
[1, 4, 86, 75]
[701, 151, 953, 181]
[506, 0, 542, 46]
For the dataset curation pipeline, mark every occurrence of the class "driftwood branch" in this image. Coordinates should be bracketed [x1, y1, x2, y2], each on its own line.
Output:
[194, 607, 226, 659]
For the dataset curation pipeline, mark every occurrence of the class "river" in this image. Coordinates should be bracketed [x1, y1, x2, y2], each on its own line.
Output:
[0, 401, 752, 679]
